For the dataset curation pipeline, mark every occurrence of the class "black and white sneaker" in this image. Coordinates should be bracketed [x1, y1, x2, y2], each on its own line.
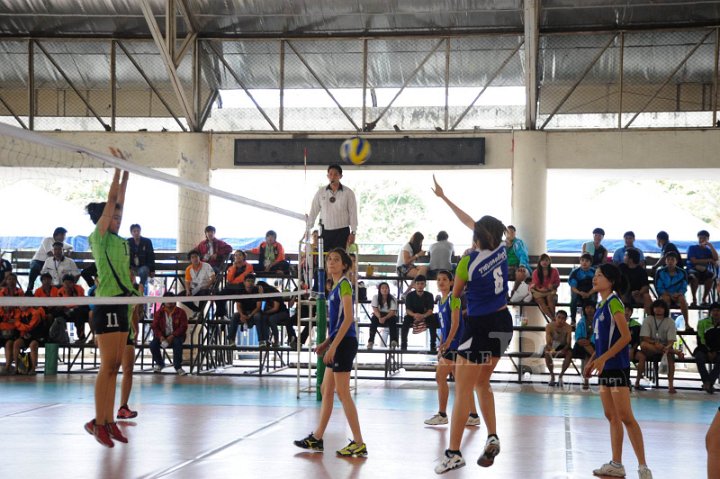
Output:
[478, 436, 500, 467]
[294, 433, 324, 452]
[435, 449, 465, 474]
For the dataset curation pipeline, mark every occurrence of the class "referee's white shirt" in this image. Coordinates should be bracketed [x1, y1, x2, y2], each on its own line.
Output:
[307, 184, 358, 232]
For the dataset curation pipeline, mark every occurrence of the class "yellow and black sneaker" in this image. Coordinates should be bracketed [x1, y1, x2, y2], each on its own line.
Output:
[336, 440, 368, 458]
[293, 433, 324, 452]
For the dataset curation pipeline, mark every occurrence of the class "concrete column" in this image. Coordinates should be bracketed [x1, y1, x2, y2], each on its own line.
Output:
[511, 131, 548, 368]
[177, 133, 210, 253]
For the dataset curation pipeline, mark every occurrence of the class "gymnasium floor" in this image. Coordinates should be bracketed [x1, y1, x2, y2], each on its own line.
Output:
[2, 373, 714, 478]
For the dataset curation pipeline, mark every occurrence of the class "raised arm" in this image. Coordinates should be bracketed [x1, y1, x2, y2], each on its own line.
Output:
[431, 175, 474, 230]
[96, 168, 123, 236]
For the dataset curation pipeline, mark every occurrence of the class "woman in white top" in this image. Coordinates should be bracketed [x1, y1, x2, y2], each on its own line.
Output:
[184, 249, 215, 318]
[397, 231, 429, 279]
[367, 282, 398, 349]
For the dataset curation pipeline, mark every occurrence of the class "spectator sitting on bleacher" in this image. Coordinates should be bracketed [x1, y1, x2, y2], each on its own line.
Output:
[634, 299, 683, 394]
[544, 310, 573, 387]
[397, 231, 429, 283]
[582, 227, 608, 266]
[508, 265, 533, 303]
[183, 249, 216, 319]
[149, 292, 188, 376]
[654, 251, 690, 331]
[626, 306, 642, 365]
[128, 223, 155, 287]
[33, 272, 58, 298]
[530, 254, 560, 318]
[251, 230, 290, 274]
[612, 230, 645, 266]
[227, 274, 266, 346]
[619, 248, 652, 313]
[573, 303, 595, 390]
[195, 225, 232, 274]
[687, 229, 718, 307]
[695, 303, 720, 394]
[215, 250, 255, 319]
[506, 225, 531, 278]
[56, 274, 91, 344]
[367, 282, 399, 350]
[256, 280, 297, 349]
[288, 280, 313, 346]
[427, 231, 455, 280]
[401, 275, 438, 352]
[0, 273, 23, 373]
[12, 305, 46, 375]
[26, 227, 72, 295]
[568, 253, 596, 325]
[652, 230, 682, 273]
[41, 241, 80, 288]
[0, 256, 11, 287]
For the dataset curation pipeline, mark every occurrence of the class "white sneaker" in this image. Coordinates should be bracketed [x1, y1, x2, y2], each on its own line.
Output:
[153, 365, 163, 373]
[434, 450, 465, 474]
[478, 436, 500, 467]
[176, 368, 187, 376]
[366, 342, 374, 350]
[638, 465, 653, 479]
[424, 413, 449, 426]
[390, 340, 398, 350]
[593, 462, 626, 477]
[466, 415, 481, 426]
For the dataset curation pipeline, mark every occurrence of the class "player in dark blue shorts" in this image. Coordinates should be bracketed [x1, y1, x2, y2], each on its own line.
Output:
[585, 263, 653, 479]
[432, 176, 511, 474]
[424, 270, 481, 428]
[294, 248, 367, 458]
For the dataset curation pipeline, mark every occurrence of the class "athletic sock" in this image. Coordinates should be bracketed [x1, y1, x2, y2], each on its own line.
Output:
[611, 460, 623, 468]
[469, 413, 479, 418]
[447, 449, 462, 457]
[488, 434, 499, 440]
[438, 412, 447, 417]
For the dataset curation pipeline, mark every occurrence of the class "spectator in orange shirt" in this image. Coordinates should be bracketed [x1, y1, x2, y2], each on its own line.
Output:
[34, 272, 58, 298]
[215, 250, 255, 319]
[251, 230, 290, 274]
[13, 306, 46, 374]
[56, 274, 91, 343]
[0, 273, 23, 373]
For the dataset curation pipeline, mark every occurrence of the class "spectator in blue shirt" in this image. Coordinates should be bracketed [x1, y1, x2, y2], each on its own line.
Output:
[687, 230, 718, 307]
[654, 251, 690, 331]
[612, 230, 645, 265]
[506, 225, 531, 278]
[568, 253, 596, 325]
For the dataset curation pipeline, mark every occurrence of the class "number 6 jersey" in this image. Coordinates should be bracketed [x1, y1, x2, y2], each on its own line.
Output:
[456, 245, 508, 316]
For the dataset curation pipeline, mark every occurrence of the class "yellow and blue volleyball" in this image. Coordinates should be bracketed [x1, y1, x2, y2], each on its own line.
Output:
[339, 137, 371, 165]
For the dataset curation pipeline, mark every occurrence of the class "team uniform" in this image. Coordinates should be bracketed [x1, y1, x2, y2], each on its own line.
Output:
[438, 293, 463, 361]
[88, 226, 137, 335]
[326, 276, 357, 372]
[593, 292, 631, 388]
[455, 245, 513, 362]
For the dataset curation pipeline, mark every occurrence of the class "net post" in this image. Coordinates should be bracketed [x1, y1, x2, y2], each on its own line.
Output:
[315, 223, 326, 402]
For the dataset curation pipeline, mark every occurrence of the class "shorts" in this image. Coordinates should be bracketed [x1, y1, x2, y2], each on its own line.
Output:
[572, 343, 593, 359]
[598, 368, 631, 389]
[92, 304, 129, 335]
[456, 308, 513, 363]
[329, 336, 357, 372]
[442, 350, 458, 361]
[397, 264, 412, 276]
[689, 268, 716, 282]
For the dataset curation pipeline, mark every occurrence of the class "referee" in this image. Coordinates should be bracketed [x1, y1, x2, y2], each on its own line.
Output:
[307, 164, 358, 251]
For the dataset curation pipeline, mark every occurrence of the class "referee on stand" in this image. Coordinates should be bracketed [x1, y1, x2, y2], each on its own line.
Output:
[307, 164, 358, 251]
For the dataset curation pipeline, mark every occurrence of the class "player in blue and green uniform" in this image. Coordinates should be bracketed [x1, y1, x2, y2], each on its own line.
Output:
[424, 270, 482, 428]
[431, 175, 512, 474]
[585, 263, 653, 479]
[83, 159, 138, 448]
[294, 248, 367, 458]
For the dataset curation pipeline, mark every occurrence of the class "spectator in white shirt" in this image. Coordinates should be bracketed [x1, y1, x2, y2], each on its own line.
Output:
[183, 249, 215, 318]
[428, 231, 455, 279]
[26, 227, 72, 294]
[40, 241, 80, 287]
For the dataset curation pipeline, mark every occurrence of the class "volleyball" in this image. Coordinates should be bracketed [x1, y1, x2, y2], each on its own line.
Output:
[339, 137, 371, 165]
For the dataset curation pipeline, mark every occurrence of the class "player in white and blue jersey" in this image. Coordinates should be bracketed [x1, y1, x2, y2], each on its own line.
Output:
[424, 270, 481, 428]
[294, 248, 367, 458]
[585, 263, 653, 479]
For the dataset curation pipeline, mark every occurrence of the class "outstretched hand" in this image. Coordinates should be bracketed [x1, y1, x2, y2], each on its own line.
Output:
[431, 174, 444, 198]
